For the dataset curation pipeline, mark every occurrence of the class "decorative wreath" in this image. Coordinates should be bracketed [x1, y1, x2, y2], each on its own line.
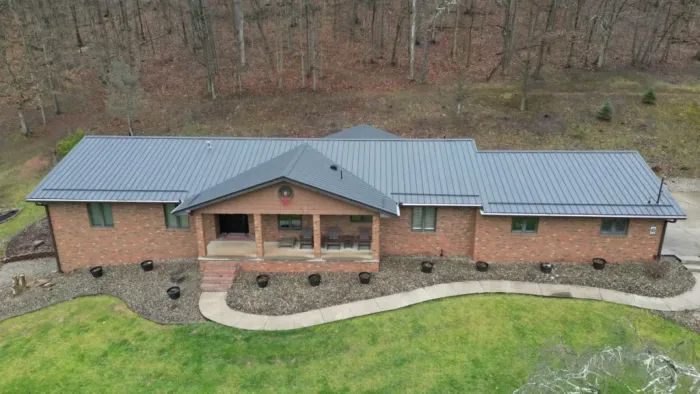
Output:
[278, 185, 294, 205]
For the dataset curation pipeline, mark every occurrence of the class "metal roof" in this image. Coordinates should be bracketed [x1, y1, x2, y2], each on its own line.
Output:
[26, 132, 686, 219]
[325, 124, 403, 139]
[477, 151, 684, 218]
[27, 136, 482, 207]
[174, 144, 399, 215]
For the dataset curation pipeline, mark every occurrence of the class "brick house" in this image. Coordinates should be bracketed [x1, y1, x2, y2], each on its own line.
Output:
[27, 125, 686, 284]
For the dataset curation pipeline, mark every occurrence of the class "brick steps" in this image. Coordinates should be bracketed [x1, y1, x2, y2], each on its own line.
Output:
[200, 261, 240, 291]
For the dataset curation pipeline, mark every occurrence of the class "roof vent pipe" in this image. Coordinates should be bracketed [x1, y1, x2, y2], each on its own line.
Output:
[206, 141, 212, 150]
[330, 165, 338, 171]
[656, 177, 665, 204]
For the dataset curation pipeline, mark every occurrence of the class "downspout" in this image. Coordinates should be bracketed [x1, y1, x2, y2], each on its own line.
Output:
[39, 203, 62, 273]
[656, 220, 674, 261]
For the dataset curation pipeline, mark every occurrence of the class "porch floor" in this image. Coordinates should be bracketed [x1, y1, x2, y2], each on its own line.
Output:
[206, 240, 373, 260]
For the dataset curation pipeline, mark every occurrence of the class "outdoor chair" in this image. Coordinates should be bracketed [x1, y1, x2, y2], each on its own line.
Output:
[324, 227, 341, 250]
[358, 227, 372, 250]
[300, 228, 313, 249]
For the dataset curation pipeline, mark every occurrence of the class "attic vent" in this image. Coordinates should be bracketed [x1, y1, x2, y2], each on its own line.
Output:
[330, 165, 338, 171]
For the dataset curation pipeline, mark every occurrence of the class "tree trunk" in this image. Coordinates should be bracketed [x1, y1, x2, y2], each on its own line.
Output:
[391, 12, 404, 66]
[419, 28, 430, 82]
[18, 107, 29, 137]
[501, 0, 519, 75]
[565, 0, 583, 68]
[233, 0, 246, 66]
[252, 0, 276, 82]
[70, 2, 84, 49]
[370, 0, 377, 62]
[533, 0, 557, 79]
[135, 0, 146, 41]
[409, 0, 417, 79]
[452, 0, 461, 60]
[127, 113, 134, 136]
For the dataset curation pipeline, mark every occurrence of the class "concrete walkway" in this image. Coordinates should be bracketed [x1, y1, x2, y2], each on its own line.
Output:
[663, 192, 700, 263]
[200, 272, 700, 331]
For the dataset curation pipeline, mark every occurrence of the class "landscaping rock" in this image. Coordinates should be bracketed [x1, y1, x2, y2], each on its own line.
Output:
[227, 257, 695, 316]
[32, 240, 45, 249]
[0, 259, 203, 324]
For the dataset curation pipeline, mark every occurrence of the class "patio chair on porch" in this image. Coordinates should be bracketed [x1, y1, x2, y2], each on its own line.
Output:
[358, 227, 372, 250]
[324, 227, 341, 250]
[300, 228, 313, 249]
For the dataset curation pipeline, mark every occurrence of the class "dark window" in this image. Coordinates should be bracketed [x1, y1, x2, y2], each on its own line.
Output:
[279, 215, 302, 230]
[411, 207, 436, 232]
[88, 203, 114, 227]
[164, 204, 189, 229]
[511, 217, 538, 233]
[601, 218, 628, 235]
[350, 215, 373, 223]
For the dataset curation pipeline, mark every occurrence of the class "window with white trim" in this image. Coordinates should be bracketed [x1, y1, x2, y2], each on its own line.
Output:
[601, 218, 628, 235]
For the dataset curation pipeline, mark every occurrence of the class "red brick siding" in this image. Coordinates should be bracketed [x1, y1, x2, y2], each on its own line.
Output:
[380, 207, 476, 257]
[473, 214, 664, 262]
[49, 203, 198, 272]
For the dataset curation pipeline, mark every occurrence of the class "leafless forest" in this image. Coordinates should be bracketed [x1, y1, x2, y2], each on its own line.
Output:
[0, 0, 699, 135]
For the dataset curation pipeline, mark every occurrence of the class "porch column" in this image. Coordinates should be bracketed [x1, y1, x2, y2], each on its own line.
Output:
[372, 215, 380, 260]
[194, 213, 206, 256]
[254, 214, 264, 259]
[313, 214, 322, 258]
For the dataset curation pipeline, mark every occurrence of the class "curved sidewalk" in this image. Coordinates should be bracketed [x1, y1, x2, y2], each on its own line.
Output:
[200, 273, 700, 331]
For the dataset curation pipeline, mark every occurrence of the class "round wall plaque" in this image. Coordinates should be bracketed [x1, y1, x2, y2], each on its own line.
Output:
[278, 185, 293, 205]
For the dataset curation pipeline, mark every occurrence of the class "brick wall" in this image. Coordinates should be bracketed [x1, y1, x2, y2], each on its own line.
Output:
[380, 207, 476, 257]
[49, 203, 198, 272]
[473, 214, 664, 262]
[237, 260, 379, 272]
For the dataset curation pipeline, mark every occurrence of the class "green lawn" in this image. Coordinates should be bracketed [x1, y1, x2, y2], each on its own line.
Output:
[0, 295, 697, 393]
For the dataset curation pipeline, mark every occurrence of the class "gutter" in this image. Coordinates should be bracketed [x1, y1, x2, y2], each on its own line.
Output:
[26, 199, 181, 204]
[35, 203, 62, 273]
[479, 209, 686, 220]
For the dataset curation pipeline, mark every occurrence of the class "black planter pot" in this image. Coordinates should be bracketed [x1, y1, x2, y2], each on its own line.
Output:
[540, 263, 554, 274]
[167, 286, 181, 300]
[89, 266, 103, 278]
[140, 260, 154, 272]
[475, 261, 489, 272]
[421, 261, 434, 273]
[359, 272, 371, 284]
[308, 274, 321, 287]
[256, 274, 270, 288]
[592, 258, 607, 270]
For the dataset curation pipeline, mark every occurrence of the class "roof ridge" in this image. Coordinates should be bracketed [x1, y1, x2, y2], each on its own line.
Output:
[82, 135, 476, 142]
[283, 144, 310, 175]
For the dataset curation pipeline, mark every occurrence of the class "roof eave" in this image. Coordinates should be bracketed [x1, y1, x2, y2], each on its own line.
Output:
[479, 209, 686, 220]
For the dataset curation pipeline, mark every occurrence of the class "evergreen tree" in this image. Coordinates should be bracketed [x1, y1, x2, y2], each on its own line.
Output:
[642, 88, 656, 105]
[597, 100, 613, 121]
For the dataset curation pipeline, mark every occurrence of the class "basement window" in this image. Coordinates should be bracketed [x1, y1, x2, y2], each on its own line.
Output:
[411, 207, 436, 232]
[350, 215, 373, 223]
[164, 204, 189, 229]
[511, 217, 538, 234]
[88, 203, 114, 228]
[601, 218, 628, 235]
[279, 215, 302, 230]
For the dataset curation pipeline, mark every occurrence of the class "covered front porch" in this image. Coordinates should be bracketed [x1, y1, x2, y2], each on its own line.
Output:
[198, 213, 380, 262]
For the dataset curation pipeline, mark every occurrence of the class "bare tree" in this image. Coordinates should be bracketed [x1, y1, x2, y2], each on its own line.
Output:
[107, 59, 142, 135]
[597, 0, 628, 68]
[516, 338, 700, 393]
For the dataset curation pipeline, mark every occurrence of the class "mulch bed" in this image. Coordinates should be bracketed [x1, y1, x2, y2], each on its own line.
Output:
[226, 257, 695, 316]
[3, 219, 55, 261]
[0, 260, 204, 324]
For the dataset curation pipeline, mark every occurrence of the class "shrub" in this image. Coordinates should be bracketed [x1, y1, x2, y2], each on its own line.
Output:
[597, 100, 613, 121]
[56, 129, 85, 160]
[645, 259, 670, 279]
[642, 88, 656, 105]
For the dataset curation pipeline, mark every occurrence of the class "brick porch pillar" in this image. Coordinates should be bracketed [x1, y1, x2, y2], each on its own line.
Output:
[254, 214, 264, 259]
[313, 214, 322, 258]
[372, 214, 380, 260]
[194, 213, 206, 256]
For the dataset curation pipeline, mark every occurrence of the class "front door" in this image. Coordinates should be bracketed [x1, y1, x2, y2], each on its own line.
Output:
[219, 214, 249, 234]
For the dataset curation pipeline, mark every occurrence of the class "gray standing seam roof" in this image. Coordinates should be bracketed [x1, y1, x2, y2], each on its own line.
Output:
[175, 144, 398, 215]
[27, 133, 686, 219]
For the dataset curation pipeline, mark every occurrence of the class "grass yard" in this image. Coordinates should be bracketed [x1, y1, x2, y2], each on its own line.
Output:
[0, 295, 697, 393]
